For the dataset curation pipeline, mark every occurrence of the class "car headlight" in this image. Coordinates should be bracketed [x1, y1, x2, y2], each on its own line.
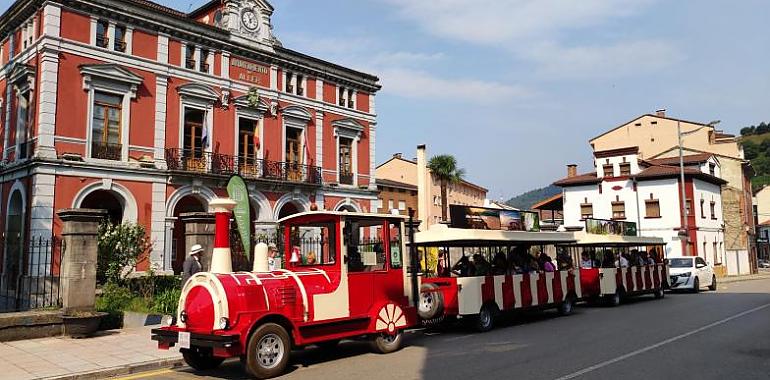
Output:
[681, 272, 691, 277]
[218, 317, 230, 330]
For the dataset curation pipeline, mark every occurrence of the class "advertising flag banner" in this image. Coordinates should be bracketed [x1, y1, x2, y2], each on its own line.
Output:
[227, 175, 251, 257]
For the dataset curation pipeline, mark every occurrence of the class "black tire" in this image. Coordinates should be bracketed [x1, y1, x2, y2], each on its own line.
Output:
[417, 283, 444, 320]
[653, 288, 665, 299]
[708, 275, 717, 291]
[606, 288, 621, 307]
[370, 331, 403, 354]
[316, 339, 340, 351]
[474, 304, 496, 332]
[691, 278, 700, 293]
[245, 323, 291, 379]
[557, 295, 576, 316]
[181, 347, 225, 371]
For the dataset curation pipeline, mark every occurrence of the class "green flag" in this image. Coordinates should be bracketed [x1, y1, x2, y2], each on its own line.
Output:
[227, 175, 251, 258]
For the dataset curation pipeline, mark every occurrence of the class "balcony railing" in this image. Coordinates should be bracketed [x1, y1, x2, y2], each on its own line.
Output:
[96, 36, 109, 48]
[91, 142, 122, 161]
[185, 59, 196, 70]
[114, 40, 126, 52]
[165, 148, 322, 185]
[339, 171, 354, 185]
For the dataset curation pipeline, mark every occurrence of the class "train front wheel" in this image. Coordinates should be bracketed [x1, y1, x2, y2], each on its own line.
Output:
[371, 331, 403, 354]
[245, 323, 291, 379]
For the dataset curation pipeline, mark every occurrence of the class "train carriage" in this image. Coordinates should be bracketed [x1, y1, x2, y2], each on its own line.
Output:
[413, 224, 580, 331]
[563, 231, 668, 305]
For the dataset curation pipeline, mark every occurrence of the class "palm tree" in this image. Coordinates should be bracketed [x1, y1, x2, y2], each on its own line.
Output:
[427, 154, 465, 222]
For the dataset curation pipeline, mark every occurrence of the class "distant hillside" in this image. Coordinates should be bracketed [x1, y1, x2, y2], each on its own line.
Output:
[505, 185, 561, 210]
[738, 130, 770, 191]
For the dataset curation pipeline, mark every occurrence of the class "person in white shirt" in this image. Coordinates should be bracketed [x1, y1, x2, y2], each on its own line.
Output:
[615, 253, 629, 268]
[267, 244, 278, 271]
[580, 252, 594, 269]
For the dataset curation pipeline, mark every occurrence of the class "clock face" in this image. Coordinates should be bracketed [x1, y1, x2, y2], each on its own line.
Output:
[241, 9, 259, 31]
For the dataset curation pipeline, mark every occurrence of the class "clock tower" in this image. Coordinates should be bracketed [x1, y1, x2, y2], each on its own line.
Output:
[222, 0, 281, 50]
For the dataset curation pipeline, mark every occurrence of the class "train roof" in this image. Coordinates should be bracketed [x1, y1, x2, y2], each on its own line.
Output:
[413, 224, 577, 246]
[569, 231, 666, 246]
[278, 211, 409, 224]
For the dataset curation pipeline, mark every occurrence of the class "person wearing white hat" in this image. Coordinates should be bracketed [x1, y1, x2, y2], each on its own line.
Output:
[182, 244, 204, 284]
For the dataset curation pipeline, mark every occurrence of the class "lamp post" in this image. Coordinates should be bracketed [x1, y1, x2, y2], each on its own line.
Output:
[677, 119, 720, 256]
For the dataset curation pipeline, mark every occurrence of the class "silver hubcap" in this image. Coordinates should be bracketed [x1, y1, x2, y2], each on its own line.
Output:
[564, 300, 572, 313]
[420, 293, 433, 311]
[381, 333, 397, 344]
[256, 333, 284, 369]
[480, 309, 491, 327]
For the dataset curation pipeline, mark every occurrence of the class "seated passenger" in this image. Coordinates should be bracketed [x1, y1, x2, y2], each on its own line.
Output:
[472, 254, 491, 276]
[557, 250, 573, 270]
[493, 251, 508, 275]
[580, 252, 594, 269]
[543, 255, 556, 272]
[452, 255, 473, 277]
[602, 253, 616, 268]
[305, 251, 317, 265]
[615, 253, 629, 268]
[437, 250, 450, 277]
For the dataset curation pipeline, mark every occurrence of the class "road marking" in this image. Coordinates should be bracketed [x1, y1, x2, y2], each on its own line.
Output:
[554, 302, 770, 380]
[115, 368, 173, 380]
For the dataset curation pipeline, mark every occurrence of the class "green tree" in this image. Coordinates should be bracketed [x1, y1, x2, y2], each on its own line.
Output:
[740, 126, 754, 136]
[743, 140, 759, 160]
[427, 154, 465, 221]
[97, 222, 151, 284]
[756, 122, 770, 134]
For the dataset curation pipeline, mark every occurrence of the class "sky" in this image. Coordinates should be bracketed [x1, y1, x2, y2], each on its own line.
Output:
[2, 0, 768, 200]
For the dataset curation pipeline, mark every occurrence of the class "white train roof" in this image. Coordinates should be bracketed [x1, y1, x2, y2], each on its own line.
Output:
[413, 224, 576, 245]
[570, 231, 665, 246]
[278, 210, 410, 223]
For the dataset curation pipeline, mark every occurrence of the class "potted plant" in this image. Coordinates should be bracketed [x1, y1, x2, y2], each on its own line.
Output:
[62, 310, 109, 338]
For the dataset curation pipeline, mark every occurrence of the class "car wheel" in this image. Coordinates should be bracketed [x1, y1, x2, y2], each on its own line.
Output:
[708, 275, 717, 291]
[370, 331, 403, 354]
[245, 323, 291, 379]
[474, 304, 496, 332]
[691, 277, 700, 293]
[181, 347, 225, 371]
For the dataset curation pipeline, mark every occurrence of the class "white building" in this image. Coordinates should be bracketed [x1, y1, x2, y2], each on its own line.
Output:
[555, 147, 726, 263]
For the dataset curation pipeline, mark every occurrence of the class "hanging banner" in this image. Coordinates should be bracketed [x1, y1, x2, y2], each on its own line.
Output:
[227, 175, 251, 258]
[585, 218, 637, 236]
[449, 205, 540, 232]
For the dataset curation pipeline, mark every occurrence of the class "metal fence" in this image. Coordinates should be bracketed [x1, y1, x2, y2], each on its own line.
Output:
[0, 236, 63, 313]
[230, 227, 284, 272]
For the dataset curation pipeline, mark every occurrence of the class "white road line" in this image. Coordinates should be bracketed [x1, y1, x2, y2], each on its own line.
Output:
[554, 302, 770, 380]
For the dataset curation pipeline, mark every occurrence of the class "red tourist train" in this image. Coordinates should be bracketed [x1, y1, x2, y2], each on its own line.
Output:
[152, 201, 669, 378]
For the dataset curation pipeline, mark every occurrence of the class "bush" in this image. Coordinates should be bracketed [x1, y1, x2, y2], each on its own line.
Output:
[97, 222, 151, 285]
[95, 283, 134, 330]
[152, 288, 181, 316]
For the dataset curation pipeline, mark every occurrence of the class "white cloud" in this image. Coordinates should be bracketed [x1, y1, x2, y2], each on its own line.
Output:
[379, 68, 532, 103]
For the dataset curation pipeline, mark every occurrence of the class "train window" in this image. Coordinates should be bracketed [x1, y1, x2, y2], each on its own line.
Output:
[388, 222, 402, 269]
[346, 219, 386, 272]
[289, 223, 336, 266]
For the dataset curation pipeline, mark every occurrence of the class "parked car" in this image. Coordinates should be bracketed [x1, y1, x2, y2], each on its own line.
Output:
[759, 259, 770, 269]
[666, 256, 717, 292]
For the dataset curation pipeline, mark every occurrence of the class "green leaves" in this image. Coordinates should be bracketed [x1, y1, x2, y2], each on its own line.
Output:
[427, 154, 465, 183]
[97, 222, 151, 285]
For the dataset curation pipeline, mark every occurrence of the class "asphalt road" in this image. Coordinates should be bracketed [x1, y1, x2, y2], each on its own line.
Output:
[125, 278, 770, 380]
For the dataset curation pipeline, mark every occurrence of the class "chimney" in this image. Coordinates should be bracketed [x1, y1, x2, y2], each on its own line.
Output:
[393, 152, 402, 159]
[655, 109, 666, 117]
[416, 144, 428, 230]
[567, 164, 577, 178]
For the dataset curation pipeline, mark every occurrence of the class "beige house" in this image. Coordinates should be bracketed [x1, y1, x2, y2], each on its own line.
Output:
[590, 110, 756, 275]
[376, 153, 487, 226]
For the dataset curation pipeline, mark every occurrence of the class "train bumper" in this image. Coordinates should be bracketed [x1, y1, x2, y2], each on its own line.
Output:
[151, 328, 240, 350]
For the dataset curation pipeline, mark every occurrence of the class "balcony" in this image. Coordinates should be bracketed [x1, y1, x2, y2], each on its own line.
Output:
[185, 59, 196, 70]
[96, 36, 109, 49]
[165, 148, 322, 185]
[91, 142, 122, 161]
[114, 40, 126, 52]
[339, 171, 354, 185]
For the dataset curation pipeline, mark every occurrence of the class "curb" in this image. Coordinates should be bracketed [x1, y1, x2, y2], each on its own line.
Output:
[720, 275, 770, 284]
[44, 357, 185, 380]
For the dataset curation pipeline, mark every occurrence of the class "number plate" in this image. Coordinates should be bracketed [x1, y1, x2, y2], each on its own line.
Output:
[178, 331, 191, 349]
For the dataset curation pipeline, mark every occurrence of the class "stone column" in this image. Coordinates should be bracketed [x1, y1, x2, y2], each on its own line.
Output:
[180, 212, 215, 271]
[57, 208, 107, 314]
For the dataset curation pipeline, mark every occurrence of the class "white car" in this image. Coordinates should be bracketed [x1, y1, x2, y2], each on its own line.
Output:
[667, 256, 717, 292]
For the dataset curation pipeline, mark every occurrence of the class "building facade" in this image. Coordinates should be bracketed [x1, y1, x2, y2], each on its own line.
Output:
[375, 178, 417, 217]
[590, 111, 755, 273]
[376, 153, 487, 225]
[555, 147, 727, 263]
[0, 0, 381, 274]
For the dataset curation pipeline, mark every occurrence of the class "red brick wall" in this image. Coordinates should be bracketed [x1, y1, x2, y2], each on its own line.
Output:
[60, 9, 90, 43]
[132, 30, 157, 61]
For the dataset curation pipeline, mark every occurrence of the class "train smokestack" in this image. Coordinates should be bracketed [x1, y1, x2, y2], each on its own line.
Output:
[253, 242, 269, 272]
[209, 198, 237, 274]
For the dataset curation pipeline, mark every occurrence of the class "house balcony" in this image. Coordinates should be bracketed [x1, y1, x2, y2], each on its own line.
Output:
[164, 148, 322, 186]
[339, 171, 354, 185]
[90, 142, 122, 161]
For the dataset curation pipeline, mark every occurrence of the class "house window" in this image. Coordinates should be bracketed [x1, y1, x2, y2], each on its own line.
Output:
[685, 199, 692, 216]
[645, 197, 661, 218]
[709, 163, 716, 176]
[611, 201, 625, 219]
[339, 137, 353, 185]
[182, 108, 206, 171]
[388, 200, 394, 211]
[338, 86, 345, 106]
[580, 203, 593, 219]
[603, 164, 614, 177]
[710, 201, 716, 219]
[199, 49, 209, 72]
[712, 241, 718, 264]
[619, 162, 631, 176]
[96, 20, 109, 48]
[15, 91, 31, 159]
[347, 89, 355, 108]
[286, 72, 294, 93]
[296, 74, 304, 96]
[185, 44, 196, 70]
[700, 199, 705, 218]
[90, 92, 122, 160]
[238, 118, 258, 169]
[114, 25, 126, 52]
[398, 200, 406, 211]
[376, 198, 383, 210]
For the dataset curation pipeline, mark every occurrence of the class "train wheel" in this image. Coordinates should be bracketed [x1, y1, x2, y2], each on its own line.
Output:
[474, 304, 496, 332]
[418, 283, 444, 320]
[708, 275, 717, 291]
[606, 289, 621, 307]
[245, 323, 291, 379]
[653, 288, 665, 299]
[181, 347, 225, 371]
[558, 295, 576, 316]
[371, 331, 403, 354]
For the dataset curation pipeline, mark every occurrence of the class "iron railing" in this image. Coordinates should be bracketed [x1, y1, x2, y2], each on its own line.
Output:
[339, 171, 354, 185]
[0, 236, 63, 313]
[165, 148, 322, 185]
[91, 142, 122, 160]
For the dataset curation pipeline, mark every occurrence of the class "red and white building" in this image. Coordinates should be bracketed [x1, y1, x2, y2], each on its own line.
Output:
[555, 147, 727, 262]
[0, 0, 380, 274]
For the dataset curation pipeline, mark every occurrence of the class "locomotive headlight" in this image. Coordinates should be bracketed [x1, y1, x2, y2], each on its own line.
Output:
[218, 317, 230, 330]
[165, 315, 177, 326]
[180, 311, 188, 323]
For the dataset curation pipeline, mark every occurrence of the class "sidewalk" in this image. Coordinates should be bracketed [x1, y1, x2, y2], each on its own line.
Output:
[0, 326, 183, 380]
[720, 271, 770, 284]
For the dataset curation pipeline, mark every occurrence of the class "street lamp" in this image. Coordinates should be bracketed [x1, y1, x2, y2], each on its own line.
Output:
[677, 119, 721, 255]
